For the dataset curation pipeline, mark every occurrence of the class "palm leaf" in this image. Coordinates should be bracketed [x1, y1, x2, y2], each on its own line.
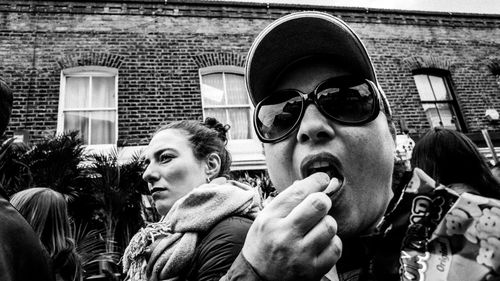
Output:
[0, 138, 32, 196]
[72, 222, 121, 277]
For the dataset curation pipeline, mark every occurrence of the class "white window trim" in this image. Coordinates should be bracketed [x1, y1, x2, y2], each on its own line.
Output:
[413, 73, 461, 131]
[199, 66, 254, 139]
[199, 65, 243, 76]
[58, 66, 119, 151]
[199, 66, 265, 170]
[199, 65, 255, 140]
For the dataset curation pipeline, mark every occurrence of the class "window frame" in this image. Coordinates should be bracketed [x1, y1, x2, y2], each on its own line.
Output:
[57, 66, 119, 148]
[198, 66, 265, 170]
[412, 68, 467, 132]
[199, 65, 255, 140]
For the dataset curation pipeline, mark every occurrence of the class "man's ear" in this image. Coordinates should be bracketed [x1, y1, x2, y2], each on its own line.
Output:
[205, 153, 221, 179]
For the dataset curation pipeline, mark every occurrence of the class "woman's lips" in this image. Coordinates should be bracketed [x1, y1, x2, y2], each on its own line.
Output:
[150, 187, 168, 199]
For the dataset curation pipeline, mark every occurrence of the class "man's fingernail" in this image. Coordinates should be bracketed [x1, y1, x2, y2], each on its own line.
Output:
[325, 177, 342, 196]
[311, 195, 329, 212]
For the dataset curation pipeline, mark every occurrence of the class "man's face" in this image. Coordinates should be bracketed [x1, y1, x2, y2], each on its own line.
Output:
[263, 58, 395, 237]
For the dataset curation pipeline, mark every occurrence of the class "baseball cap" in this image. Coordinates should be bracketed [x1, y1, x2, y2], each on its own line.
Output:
[0, 78, 13, 136]
[245, 11, 390, 116]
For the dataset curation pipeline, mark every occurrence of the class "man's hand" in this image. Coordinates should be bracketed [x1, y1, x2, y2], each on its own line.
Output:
[242, 173, 343, 281]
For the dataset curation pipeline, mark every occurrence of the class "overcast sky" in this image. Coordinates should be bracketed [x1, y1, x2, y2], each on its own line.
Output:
[212, 0, 500, 14]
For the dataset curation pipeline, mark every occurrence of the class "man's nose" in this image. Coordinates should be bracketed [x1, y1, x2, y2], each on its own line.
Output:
[142, 163, 159, 184]
[296, 104, 335, 144]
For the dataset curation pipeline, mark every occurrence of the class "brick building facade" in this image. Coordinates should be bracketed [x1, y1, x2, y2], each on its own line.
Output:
[1, 0, 499, 168]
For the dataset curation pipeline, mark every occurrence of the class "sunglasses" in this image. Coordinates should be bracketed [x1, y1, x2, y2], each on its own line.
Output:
[254, 77, 390, 143]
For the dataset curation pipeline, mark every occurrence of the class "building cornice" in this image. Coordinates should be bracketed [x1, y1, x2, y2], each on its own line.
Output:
[0, 0, 499, 28]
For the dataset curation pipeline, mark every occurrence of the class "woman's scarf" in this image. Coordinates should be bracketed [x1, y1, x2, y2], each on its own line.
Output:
[122, 178, 261, 281]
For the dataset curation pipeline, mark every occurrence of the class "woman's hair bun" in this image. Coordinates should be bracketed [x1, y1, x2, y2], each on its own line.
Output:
[203, 117, 230, 143]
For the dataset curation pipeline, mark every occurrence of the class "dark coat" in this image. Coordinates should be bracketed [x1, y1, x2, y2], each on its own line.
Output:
[187, 216, 253, 281]
[0, 194, 54, 281]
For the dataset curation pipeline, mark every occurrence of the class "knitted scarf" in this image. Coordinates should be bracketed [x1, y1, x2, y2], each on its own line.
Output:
[122, 178, 261, 281]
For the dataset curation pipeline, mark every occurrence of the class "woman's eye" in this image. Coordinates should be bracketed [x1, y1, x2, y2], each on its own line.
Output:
[159, 153, 173, 163]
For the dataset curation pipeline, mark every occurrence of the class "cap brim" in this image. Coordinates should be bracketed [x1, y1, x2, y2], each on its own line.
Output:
[245, 11, 377, 106]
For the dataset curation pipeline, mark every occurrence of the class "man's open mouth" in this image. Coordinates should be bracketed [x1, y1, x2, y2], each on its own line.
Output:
[300, 153, 344, 185]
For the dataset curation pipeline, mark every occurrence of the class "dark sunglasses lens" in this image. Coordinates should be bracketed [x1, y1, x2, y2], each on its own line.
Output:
[256, 91, 303, 140]
[316, 82, 375, 123]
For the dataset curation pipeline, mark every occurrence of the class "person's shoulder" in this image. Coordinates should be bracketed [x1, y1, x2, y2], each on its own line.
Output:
[0, 195, 33, 236]
[0, 195, 54, 281]
[196, 215, 253, 258]
[215, 216, 253, 229]
[189, 216, 253, 280]
[203, 216, 253, 243]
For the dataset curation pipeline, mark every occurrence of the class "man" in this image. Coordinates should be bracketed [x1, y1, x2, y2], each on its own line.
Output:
[223, 11, 396, 280]
[0, 79, 54, 281]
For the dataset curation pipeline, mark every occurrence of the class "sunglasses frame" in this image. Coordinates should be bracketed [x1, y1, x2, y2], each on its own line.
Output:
[254, 78, 388, 143]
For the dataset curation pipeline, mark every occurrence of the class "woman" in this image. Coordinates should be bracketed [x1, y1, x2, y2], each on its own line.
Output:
[123, 117, 261, 281]
[10, 187, 82, 281]
[411, 127, 500, 199]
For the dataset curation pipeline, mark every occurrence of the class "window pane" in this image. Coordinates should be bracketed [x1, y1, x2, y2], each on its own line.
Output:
[422, 103, 457, 130]
[228, 108, 251, 139]
[92, 77, 115, 107]
[90, 111, 116, 145]
[205, 108, 228, 128]
[413, 75, 435, 101]
[65, 77, 89, 108]
[225, 73, 247, 105]
[201, 73, 225, 106]
[64, 111, 89, 144]
[428, 76, 450, 101]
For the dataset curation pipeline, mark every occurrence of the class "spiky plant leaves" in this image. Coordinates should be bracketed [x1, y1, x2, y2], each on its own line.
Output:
[231, 169, 276, 200]
[1, 131, 146, 278]
[22, 131, 85, 200]
[0, 138, 32, 196]
[115, 151, 148, 247]
[85, 148, 145, 257]
[71, 221, 121, 277]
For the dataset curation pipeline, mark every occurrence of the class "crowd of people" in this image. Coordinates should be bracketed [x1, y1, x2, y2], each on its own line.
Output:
[1, 10, 500, 281]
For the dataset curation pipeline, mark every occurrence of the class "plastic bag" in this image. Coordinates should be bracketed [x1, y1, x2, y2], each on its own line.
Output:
[369, 168, 500, 281]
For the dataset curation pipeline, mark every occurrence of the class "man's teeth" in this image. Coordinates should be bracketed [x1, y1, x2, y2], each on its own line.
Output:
[312, 161, 330, 168]
[309, 167, 333, 178]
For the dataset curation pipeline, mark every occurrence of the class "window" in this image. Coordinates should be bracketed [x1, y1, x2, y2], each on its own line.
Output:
[200, 66, 253, 140]
[199, 66, 265, 170]
[413, 69, 465, 131]
[58, 66, 118, 146]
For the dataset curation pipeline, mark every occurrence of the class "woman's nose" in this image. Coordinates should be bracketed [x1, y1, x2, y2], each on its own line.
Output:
[296, 104, 335, 144]
[142, 163, 159, 183]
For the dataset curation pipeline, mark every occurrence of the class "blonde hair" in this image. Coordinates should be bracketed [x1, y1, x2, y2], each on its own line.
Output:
[10, 187, 82, 281]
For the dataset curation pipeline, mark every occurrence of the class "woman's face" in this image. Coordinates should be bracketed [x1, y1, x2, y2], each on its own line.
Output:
[142, 129, 208, 216]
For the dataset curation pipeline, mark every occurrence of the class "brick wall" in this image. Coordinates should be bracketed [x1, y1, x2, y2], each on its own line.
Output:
[0, 0, 499, 145]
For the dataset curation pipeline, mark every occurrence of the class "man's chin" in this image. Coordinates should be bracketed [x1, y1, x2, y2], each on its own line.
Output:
[335, 220, 366, 239]
[328, 206, 370, 238]
[327, 204, 352, 234]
